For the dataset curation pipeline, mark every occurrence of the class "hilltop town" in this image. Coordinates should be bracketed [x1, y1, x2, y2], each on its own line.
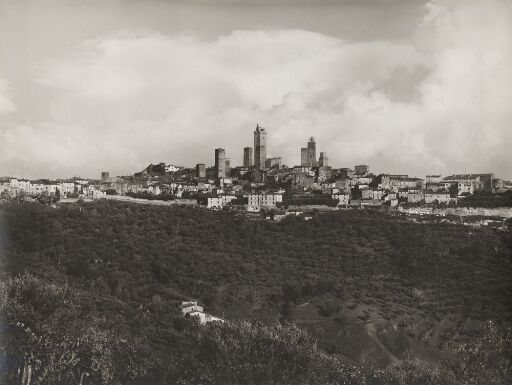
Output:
[2, 125, 511, 215]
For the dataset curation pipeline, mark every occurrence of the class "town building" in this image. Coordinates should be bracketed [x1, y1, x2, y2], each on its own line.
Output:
[11, 178, 31, 194]
[493, 178, 512, 192]
[300, 148, 309, 167]
[307, 137, 316, 167]
[265, 157, 282, 169]
[425, 192, 453, 205]
[425, 182, 446, 192]
[362, 189, 385, 201]
[180, 301, 204, 316]
[30, 180, 59, 196]
[225, 158, 231, 176]
[319, 152, 329, 167]
[292, 173, 315, 191]
[165, 164, 182, 173]
[381, 175, 424, 191]
[196, 163, 206, 179]
[426, 175, 442, 183]
[90, 188, 107, 200]
[352, 175, 374, 186]
[336, 168, 355, 179]
[243, 147, 253, 167]
[317, 167, 331, 183]
[354, 165, 369, 176]
[332, 193, 350, 206]
[246, 193, 282, 212]
[443, 173, 495, 192]
[407, 191, 425, 203]
[458, 181, 475, 195]
[221, 194, 237, 206]
[214, 148, 226, 179]
[180, 301, 224, 325]
[207, 197, 223, 210]
[254, 124, 267, 181]
[334, 178, 351, 194]
[59, 181, 76, 197]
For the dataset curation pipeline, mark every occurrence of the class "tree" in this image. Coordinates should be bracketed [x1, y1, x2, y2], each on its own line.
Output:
[452, 321, 512, 385]
[0, 273, 147, 385]
[449, 183, 459, 198]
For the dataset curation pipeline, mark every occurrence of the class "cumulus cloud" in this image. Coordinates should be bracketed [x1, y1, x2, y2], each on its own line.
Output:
[1, 0, 511, 179]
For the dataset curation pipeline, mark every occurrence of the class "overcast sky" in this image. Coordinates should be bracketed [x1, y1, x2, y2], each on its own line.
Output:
[0, 0, 511, 180]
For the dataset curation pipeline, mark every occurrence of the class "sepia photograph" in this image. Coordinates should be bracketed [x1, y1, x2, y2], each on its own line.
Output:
[0, 0, 511, 384]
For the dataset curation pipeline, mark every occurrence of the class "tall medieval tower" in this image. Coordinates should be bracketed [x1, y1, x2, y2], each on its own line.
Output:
[253, 124, 267, 181]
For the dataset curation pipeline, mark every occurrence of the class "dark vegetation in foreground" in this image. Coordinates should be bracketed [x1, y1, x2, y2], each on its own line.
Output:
[0, 200, 511, 384]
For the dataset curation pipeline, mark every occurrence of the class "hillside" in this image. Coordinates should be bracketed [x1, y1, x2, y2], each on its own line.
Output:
[1, 200, 511, 384]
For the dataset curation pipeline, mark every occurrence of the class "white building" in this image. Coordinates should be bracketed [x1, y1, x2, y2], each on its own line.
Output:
[188, 311, 224, 324]
[206, 195, 237, 210]
[90, 188, 106, 200]
[30, 180, 59, 196]
[246, 193, 282, 212]
[165, 164, 182, 173]
[426, 175, 442, 183]
[59, 181, 76, 197]
[180, 301, 224, 325]
[332, 193, 350, 206]
[181, 301, 204, 315]
[207, 197, 223, 210]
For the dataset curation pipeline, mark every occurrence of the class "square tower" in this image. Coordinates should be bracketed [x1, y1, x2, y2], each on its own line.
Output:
[215, 148, 226, 179]
[243, 147, 253, 167]
[253, 124, 267, 180]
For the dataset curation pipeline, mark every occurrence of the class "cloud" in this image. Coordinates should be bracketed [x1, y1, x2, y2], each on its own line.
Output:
[2, 0, 511, 179]
[30, 29, 429, 176]
[0, 79, 16, 116]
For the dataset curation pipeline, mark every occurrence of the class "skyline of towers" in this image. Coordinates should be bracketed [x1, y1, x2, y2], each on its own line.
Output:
[210, 126, 332, 180]
[254, 124, 266, 181]
[214, 148, 226, 179]
[243, 147, 253, 167]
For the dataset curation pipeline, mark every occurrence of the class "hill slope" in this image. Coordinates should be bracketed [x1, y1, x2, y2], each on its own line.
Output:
[1, 200, 511, 384]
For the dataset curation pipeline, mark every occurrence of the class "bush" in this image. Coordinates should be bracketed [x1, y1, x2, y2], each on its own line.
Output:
[190, 321, 363, 385]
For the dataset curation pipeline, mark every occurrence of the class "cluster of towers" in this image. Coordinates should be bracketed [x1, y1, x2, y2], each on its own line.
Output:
[200, 125, 327, 183]
[300, 137, 328, 168]
[208, 124, 267, 182]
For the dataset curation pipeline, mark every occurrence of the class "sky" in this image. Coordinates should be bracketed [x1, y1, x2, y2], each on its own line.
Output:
[0, 0, 511, 180]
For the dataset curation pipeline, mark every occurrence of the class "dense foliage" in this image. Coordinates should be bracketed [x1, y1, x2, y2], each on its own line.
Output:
[458, 191, 512, 208]
[0, 201, 511, 384]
